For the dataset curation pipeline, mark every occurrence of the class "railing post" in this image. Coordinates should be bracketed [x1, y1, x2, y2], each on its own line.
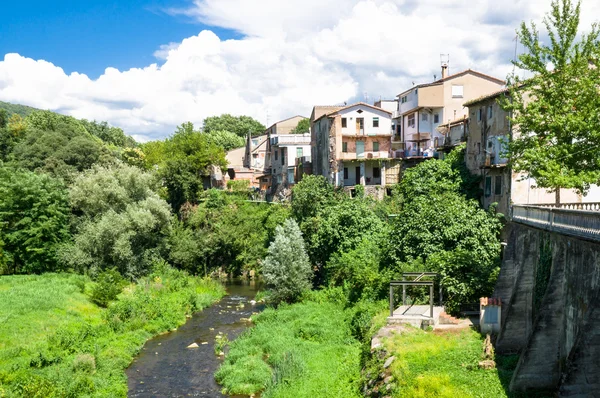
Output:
[439, 281, 443, 306]
[430, 284, 434, 319]
[402, 276, 406, 306]
[389, 284, 394, 317]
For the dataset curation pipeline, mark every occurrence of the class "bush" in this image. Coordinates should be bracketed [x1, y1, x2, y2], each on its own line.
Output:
[72, 354, 96, 374]
[262, 219, 312, 304]
[90, 269, 126, 307]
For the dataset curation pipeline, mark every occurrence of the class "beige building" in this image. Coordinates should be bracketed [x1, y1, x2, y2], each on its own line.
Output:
[464, 90, 586, 216]
[394, 66, 505, 160]
[310, 102, 401, 198]
[264, 115, 310, 194]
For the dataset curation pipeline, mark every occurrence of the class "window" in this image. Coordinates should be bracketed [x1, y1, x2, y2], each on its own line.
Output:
[401, 95, 408, 103]
[485, 176, 492, 197]
[452, 85, 464, 98]
[477, 142, 481, 154]
[373, 167, 381, 179]
[281, 149, 285, 165]
[356, 141, 365, 157]
[434, 113, 439, 124]
[344, 167, 349, 180]
[274, 150, 278, 161]
[288, 169, 295, 184]
[494, 175, 502, 195]
[478, 108, 483, 121]
[341, 117, 347, 128]
[421, 113, 428, 122]
[297, 147, 303, 158]
[373, 117, 379, 128]
[373, 141, 379, 151]
[488, 105, 493, 119]
[407, 113, 415, 128]
[434, 137, 439, 147]
[342, 142, 348, 153]
[357, 109, 363, 114]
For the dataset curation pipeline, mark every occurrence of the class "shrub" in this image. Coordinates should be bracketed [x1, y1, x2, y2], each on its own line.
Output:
[262, 219, 312, 304]
[72, 354, 96, 374]
[90, 269, 126, 307]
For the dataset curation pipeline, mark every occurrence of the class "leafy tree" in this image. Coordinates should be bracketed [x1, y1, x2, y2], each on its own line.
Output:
[60, 164, 172, 278]
[0, 109, 7, 129]
[310, 198, 387, 272]
[202, 114, 265, 137]
[262, 219, 312, 303]
[291, 175, 337, 223]
[90, 268, 127, 307]
[290, 118, 310, 134]
[80, 119, 137, 148]
[443, 144, 482, 201]
[395, 158, 460, 200]
[501, 0, 600, 203]
[0, 166, 70, 274]
[144, 123, 227, 211]
[204, 130, 246, 151]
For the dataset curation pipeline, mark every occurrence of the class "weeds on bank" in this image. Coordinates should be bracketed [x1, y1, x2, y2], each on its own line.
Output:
[215, 290, 364, 398]
[0, 265, 225, 397]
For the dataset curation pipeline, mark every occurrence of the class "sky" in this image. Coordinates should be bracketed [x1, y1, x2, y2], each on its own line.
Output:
[0, 0, 599, 142]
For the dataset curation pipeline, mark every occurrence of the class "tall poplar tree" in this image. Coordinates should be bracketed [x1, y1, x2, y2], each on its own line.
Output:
[502, 0, 600, 203]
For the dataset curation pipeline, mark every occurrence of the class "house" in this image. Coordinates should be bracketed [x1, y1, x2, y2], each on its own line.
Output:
[311, 102, 400, 198]
[464, 90, 588, 216]
[223, 134, 269, 190]
[264, 116, 311, 195]
[393, 65, 505, 162]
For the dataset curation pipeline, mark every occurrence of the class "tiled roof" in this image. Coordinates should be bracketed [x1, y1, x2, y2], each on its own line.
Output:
[397, 69, 506, 97]
[463, 88, 510, 107]
[329, 102, 392, 115]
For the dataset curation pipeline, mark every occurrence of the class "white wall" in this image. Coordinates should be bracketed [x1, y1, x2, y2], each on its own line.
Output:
[399, 88, 418, 114]
[338, 105, 392, 136]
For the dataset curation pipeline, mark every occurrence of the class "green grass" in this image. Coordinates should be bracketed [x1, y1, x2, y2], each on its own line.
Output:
[379, 327, 507, 398]
[0, 265, 225, 397]
[215, 295, 362, 398]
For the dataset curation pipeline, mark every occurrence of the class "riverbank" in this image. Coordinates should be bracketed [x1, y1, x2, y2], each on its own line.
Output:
[0, 265, 225, 397]
[215, 290, 365, 397]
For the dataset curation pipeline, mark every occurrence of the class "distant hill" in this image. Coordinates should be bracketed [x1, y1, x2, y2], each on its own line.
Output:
[0, 100, 39, 118]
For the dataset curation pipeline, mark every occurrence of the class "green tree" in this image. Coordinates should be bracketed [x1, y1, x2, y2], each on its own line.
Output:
[291, 175, 337, 223]
[202, 114, 265, 137]
[0, 166, 70, 274]
[262, 219, 312, 303]
[204, 129, 246, 151]
[290, 118, 310, 134]
[0, 109, 7, 129]
[396, 158, 460, 200]
[60, 164, 172, 278]
[144, 123, 227, 211]
[80, 119, 137, 148]
[501, 0, 600, 203]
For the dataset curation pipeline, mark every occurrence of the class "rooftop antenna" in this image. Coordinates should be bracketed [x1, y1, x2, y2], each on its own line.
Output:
[364, 92, 369, 103]
[266, 109, 270, 128]
[512, 33, 519, 77]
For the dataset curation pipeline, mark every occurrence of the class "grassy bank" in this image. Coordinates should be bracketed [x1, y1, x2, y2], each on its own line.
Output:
[215, 292, 363, 397]
[368, 326, 507, 398]
[0, 264, 225, 397]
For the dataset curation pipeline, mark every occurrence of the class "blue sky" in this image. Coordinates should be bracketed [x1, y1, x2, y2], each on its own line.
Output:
[0, 0, 241, 78]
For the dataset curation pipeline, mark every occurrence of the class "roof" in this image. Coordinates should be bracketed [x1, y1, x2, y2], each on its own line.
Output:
[310, 105, 344, 122]
[329, 102, 392, 116]
[397, 69, 506, 97]
[265, 115, 307, 131]
[463, 88, 509, 107]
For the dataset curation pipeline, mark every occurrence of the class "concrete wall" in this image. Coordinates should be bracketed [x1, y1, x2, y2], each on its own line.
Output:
[338, 106, 392, 136]
[494, 222, 600, 395]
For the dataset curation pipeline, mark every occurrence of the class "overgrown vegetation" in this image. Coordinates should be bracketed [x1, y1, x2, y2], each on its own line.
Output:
[0, 265, 224, 397]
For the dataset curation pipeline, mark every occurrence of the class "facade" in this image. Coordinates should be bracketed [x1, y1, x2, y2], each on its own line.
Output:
[311, 102, 399, 197]
[264, 116, 310, 194]
[464, 91, 586, 216]
[393, 66, 505, 160]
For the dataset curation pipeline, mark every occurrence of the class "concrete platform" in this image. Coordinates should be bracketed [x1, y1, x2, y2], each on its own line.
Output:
[387, 305, 444, 328]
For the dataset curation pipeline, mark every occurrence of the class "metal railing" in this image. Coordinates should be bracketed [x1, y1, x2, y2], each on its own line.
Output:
[512, 205, 600, 242]
[389, 272, 440, 318]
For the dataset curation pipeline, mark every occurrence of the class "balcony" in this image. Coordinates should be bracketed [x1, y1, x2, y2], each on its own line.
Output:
[271, 134, 311, 146]
[340, 151, 391, 161]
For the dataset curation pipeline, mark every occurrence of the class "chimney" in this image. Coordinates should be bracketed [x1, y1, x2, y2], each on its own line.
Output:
[441, 64, 449, 79]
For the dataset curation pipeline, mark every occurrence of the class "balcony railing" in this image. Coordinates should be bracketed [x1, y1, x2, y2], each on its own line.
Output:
[534, 202, 600, 211]
[340, 151, 390, 160]
[271, 134, 311, 146]
[512, 205, 600, 242]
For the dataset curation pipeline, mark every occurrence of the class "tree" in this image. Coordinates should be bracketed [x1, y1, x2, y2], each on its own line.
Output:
[0, 109, 7, 129]
[262, 219, 312, 303]
[60, 164, 172, 278]
[80, 119, 137, 148]
[290, 118, 310, 134]
[291, 175, 336, 223]
[202, 114, 265, 137]
[0, 166, 70, 274]
[204, 130, 246, 151]
[395, 158, 460, 200]
[501, 0, 600, 203]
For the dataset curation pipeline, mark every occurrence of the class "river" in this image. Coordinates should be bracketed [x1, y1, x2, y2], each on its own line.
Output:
[127, 279, 263, 397]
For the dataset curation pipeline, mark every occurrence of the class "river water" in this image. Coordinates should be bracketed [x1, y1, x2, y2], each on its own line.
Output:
[127, 279, 263, 397]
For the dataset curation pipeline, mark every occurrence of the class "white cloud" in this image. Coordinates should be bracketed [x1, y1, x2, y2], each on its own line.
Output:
[0, 0, 599, 141]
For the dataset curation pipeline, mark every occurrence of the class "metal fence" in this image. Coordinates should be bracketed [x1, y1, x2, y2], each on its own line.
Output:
[512, 205, 600, 242]
[534, 202, 600, 211]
